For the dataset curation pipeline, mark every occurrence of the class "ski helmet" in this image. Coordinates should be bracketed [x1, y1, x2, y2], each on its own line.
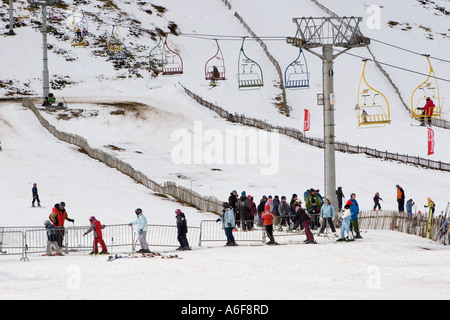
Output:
[175, 209, 181, 215]
[89, 216, 95, 222]
[135, 208, 142, 215]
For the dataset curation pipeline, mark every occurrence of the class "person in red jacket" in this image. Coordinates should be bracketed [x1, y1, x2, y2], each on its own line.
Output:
[418, 97, 435, 126]
[83, 216, 108, 255]
[261, 204, 277, 245]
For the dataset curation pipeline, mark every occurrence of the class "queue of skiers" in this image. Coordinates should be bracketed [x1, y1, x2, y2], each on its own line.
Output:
[225, 188, 365, 244]
[43, 205, 190, 256]
[223, 184, 440, 245]
[36, 183, 439, 256]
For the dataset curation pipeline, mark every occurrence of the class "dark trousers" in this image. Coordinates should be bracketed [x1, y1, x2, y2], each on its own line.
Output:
[397, 199, 405, 212]
[224, 227, 235, 244]
[265, 224, 275, 243]
[32, 195, 40, 206]
[350, 219, 360, 233]
[55, 227, 65, 248]
[319, 217, 336, 233]
[302, 220, 314, 241]
[177, 232, 189, 248]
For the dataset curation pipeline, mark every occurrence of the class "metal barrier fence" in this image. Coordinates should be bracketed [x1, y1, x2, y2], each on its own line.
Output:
[1, 212, 446, 260]
[0, 224, 201, 260]
[0, 230, 28, 261]
[200, 220, 264, 244]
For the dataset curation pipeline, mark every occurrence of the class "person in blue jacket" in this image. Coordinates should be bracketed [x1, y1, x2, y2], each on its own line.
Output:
[318, 198, 337, 236]
[217, 202, 237, 246]
[129, 208, 150, 253]
[175, 209, 190, 251]
[348, 193, 362, 239]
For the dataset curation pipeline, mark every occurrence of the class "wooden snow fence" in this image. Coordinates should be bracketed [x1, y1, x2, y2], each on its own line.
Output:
[22, 98, 223, 215]
[359, 210, 441, 240]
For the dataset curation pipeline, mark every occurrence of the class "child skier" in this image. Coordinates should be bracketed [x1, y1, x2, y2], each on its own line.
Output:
[44, 220, 62, 256]
[261, 204, 277, 245]
[337, 204, 354, 242]
[83, 216, 108, 255]
[373, 192, 382, 210]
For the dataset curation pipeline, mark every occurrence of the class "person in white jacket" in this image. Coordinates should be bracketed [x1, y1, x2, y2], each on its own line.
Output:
[337, 204, 354, 242]
[129, 208, 150, 253]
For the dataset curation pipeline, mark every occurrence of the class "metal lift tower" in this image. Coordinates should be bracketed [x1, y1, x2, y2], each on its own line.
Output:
[287, 17, 370, 210]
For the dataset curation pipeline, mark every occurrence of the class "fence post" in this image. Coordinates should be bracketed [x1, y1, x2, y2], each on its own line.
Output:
[21, 231, 29, 262]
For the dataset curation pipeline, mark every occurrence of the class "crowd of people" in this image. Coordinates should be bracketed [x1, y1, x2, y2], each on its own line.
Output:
[223, 188, 364, 245]
[35, 182, 439, 255]
[223, 185, 439, 246]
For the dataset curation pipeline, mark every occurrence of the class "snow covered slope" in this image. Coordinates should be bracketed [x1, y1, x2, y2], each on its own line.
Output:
[1, 0, 450, 301]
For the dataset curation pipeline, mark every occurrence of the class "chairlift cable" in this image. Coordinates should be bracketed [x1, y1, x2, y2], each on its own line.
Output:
[333, 48, 450, 83]
[369, 38, 450, 64]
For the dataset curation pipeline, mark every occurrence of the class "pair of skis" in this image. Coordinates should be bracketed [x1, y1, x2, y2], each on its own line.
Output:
[107, 252, 181, 262]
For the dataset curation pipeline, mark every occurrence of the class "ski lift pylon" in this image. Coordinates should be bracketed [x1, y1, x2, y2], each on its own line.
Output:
[237, 37, 263, 89]
[205, 39, 226, 82]
[284, 47, 310, 89]
[356, 59, 391, 128]
[162, 35, 183, 75]
[107, 23, 127, 60]
[410, 55, 444, 119]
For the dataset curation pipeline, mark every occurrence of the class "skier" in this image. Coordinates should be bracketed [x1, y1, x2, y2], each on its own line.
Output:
[348, 194, 362, 239]
[31, 183, 41, 207]
[248, 195, 256, 229]
[83, 216, 108, 255]
[337, 204, 354, 242]
[49, 202, 74, 249]
[318, 198, 337, 236]
[279, 196, 291, 230]
[175, 209, 190, 251]
[417, 97, 435, 126]
[129, 208, 150, 253]
[306, 189, 322, 229]
[272, 195, 281, 231]
[257, 195, 267, 227]
[261, 204, 277, 245]
[424, 198, 436, 215]
[396, 185, 405, 212]
[406, 199, 415, 218]
[336, 186, 345, 212]
[212, 65, 220, 79]
[237, 191, 251, 231]
[217, 202, 236, 246]
[228, 190, 239, 227]
[43, 220, 62, 256]
[292, 201, 316, 244]
[373, 192, 383, 210]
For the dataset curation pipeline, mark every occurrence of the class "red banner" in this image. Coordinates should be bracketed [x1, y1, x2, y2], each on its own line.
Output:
[303, 109, 310, 132]
[427, 127, 434, 156]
